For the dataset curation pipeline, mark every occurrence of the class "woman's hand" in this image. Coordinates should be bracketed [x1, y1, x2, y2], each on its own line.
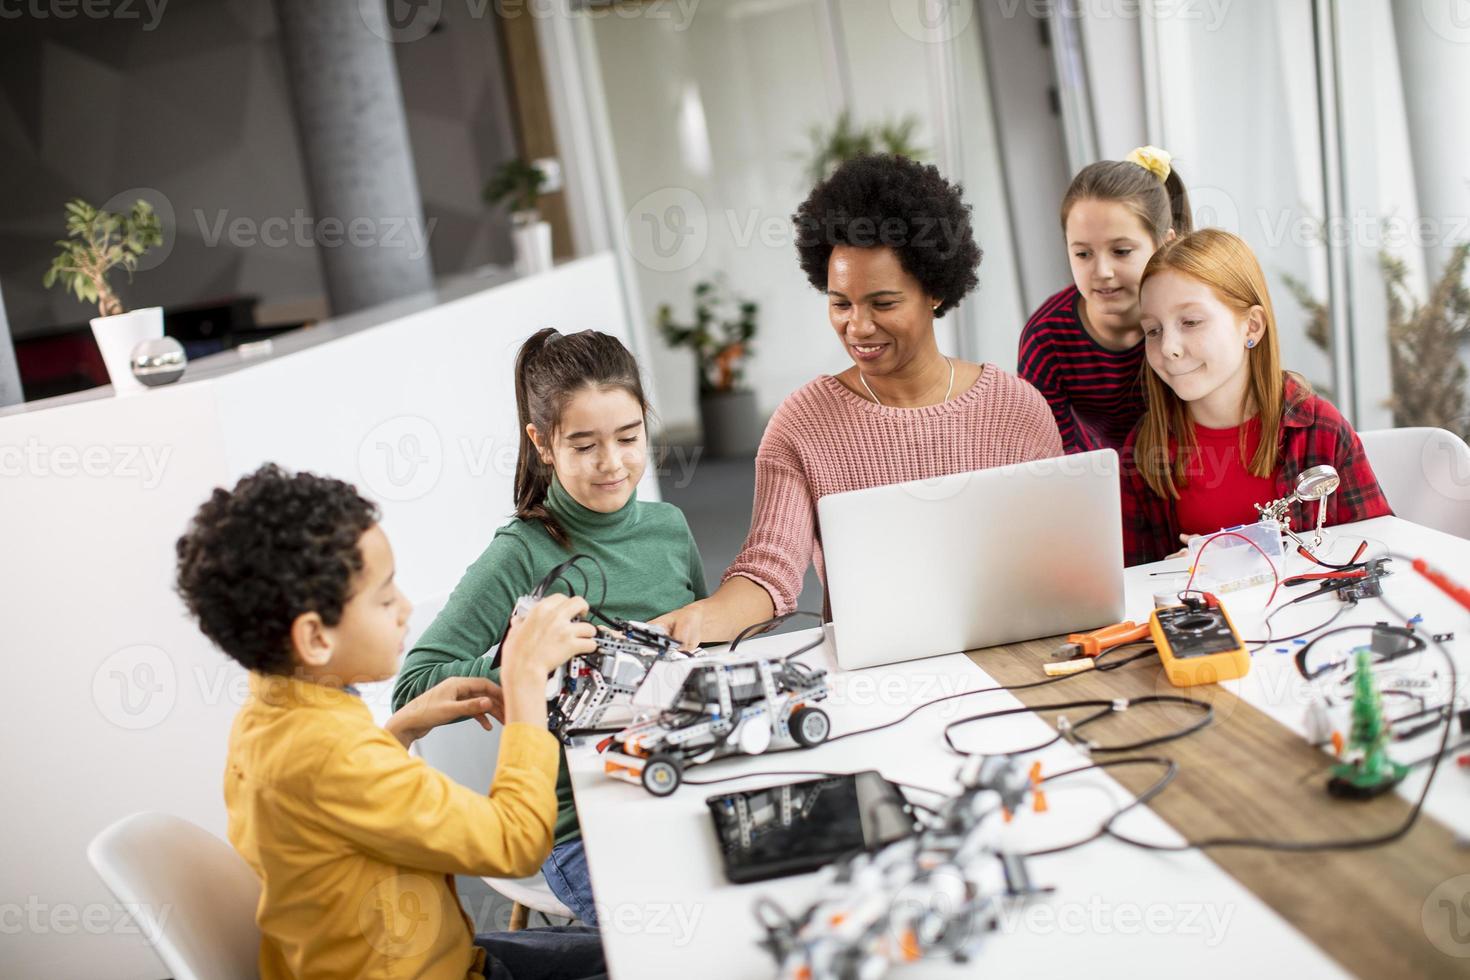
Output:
[650, 601, 704, 653]
[385, 676, 504, 748]
[1166, 533, 1200, 560]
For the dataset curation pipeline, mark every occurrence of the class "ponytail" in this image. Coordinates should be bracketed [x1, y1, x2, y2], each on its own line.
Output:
[511, 327, 649, 549]
[1163, 168, 1193, 237]
[514, 328, 564, 547]
[1060, 146, 1191, 245]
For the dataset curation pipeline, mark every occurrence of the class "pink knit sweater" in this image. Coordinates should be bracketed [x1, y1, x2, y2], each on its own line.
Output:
[724, 365, 1065, 614]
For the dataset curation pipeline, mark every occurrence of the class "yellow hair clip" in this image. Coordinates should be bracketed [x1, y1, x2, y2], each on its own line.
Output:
[1125, 145, 1172, 183]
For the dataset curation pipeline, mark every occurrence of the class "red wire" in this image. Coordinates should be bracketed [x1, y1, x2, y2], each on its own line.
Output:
[1182, 530, 1282, 606]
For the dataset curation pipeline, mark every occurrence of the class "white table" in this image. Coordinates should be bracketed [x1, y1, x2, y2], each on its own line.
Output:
[566, 516, 1468, 977]
[1122, 516, 1470, 836]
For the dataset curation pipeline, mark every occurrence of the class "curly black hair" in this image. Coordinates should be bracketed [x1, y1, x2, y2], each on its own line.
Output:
[175, 463, 380, 674]
[792, 154, 982, 316]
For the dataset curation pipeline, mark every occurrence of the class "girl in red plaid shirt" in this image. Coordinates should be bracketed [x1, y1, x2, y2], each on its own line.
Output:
[1120, 229, 1390, 565]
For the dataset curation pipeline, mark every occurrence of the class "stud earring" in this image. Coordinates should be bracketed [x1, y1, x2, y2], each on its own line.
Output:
[1246, 339, 1256, 349]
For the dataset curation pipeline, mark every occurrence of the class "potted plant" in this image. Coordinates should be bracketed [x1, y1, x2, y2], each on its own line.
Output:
[43, 198, 164, 396]
[1283, 241, 1470, 437]
[483, 158, 552, 277]
[802, 110, 925, 184]
[658, 280, 761, 457]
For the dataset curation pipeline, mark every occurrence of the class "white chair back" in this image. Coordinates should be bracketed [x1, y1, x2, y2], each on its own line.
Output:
[1358, 427, 1470, 539]
[88, 812, 260, 980]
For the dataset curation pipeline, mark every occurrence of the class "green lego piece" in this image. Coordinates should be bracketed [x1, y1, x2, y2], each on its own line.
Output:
[1328, 648, 1409, 797]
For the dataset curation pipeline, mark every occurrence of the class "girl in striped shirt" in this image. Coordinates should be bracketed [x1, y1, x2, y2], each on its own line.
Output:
[1019, 146, 1192, 454]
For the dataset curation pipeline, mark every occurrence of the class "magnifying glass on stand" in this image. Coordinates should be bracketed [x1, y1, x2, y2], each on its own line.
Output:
[1255, 464, 1340, 553]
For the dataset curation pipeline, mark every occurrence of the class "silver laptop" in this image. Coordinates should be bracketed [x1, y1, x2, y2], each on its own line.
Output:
[818, 449, 1125, 670]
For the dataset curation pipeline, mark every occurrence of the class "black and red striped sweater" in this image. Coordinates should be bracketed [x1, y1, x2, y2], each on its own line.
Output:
[1018, 284, 1146, 455]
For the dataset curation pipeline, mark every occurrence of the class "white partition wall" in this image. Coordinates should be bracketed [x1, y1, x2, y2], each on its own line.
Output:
[0, 254, 653, 978]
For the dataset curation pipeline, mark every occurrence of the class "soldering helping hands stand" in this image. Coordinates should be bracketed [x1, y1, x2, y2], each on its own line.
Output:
[1255, 464, 1341, 554]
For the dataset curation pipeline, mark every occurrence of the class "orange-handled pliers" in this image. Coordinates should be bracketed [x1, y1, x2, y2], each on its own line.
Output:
[1052, 621, 1152, 661]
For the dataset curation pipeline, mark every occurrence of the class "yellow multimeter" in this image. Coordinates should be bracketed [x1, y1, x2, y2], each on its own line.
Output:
[1149, 594, 1251, 687]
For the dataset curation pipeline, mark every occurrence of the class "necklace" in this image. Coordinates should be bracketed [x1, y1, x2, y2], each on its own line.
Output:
[859, 357, 954, 407]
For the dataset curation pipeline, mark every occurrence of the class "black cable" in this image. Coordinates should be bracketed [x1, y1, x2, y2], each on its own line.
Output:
[942, 695, 1214, 757]
[1292, 623, 1424, 682]
[1244, 598, 1353, 649]
[818, 642, 1164, 748]
[728, 610, 824, 651]
[1404, 738, 1470, 769]
[1095, 643, 1159, 671]
[1018, 756, 1180, 857]
[1103, 576, 1459, 854]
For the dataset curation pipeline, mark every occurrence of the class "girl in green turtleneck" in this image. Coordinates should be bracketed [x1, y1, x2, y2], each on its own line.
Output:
[392, 327, 707, 927]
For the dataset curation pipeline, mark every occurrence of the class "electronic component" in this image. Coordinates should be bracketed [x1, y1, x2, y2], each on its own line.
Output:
[490, 553, 691, 740]
[601, 638, 831, 796]
[707, 772, 916, 884]
[1328, 648, 1410, 799]
[756, 755, 1047, 978]
[1149, 594, 1250, 688]
[1254, 464, 1339, 552]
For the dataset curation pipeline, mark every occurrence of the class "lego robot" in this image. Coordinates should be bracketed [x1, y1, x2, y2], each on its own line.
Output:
[545, 616, 689, 738]
[757, 755, 1047, 980]
[600, 646, 832, 796]
[506, 587, 688, 740]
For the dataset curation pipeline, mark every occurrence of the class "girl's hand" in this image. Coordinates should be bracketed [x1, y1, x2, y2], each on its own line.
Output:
[385, 676, 504, 748]
[1167, 533, 1200, 560]
[650, 602, 704, 653]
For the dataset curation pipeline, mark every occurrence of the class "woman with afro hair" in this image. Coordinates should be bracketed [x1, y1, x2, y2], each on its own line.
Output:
[652, 154, 1063, 645]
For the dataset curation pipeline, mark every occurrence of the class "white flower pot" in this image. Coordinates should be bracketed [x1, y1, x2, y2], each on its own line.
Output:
[511, 218, 553, 277]
[90, 306, 163, 396]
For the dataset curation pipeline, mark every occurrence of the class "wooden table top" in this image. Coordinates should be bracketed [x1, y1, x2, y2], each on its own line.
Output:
[969, 636, 1469, 980]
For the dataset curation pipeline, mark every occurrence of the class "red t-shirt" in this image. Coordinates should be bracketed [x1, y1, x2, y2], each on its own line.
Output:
[1174, 417, 1278, 536]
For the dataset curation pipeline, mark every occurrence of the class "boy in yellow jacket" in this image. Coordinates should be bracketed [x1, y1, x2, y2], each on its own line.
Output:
[175, 463, 606, 979]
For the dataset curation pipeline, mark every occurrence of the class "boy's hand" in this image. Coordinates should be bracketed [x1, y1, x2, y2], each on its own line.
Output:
[650, 601, 703, 652]
[385, 676, 505, 748]
[501, 594, 598, 679]
[499, 594, 598, 728]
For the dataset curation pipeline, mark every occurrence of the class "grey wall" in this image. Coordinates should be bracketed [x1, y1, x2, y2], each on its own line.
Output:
[0, 0, 518, 342]
[977, 2, 1072, 315]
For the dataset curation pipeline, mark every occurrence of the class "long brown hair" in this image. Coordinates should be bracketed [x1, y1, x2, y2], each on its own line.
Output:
[1134, 229, 1291, 499]
[1060, 156, 1192, 245]
[513, 328, 648, 547]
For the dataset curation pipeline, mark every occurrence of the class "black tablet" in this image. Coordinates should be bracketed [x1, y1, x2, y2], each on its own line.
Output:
[706, 771, 917, 884]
